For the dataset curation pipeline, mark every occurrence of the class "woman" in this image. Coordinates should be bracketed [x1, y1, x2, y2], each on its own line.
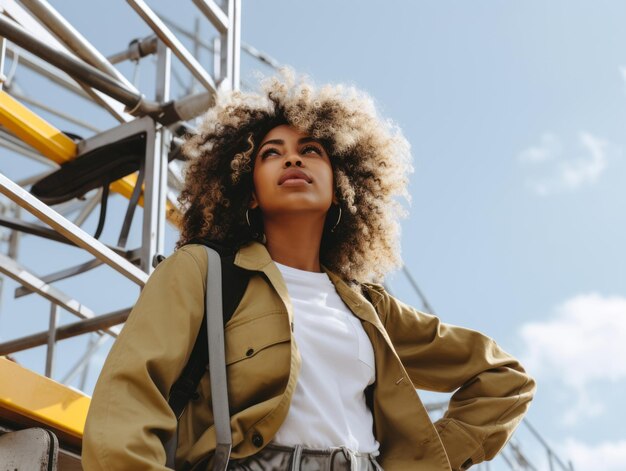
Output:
[83, 70, 535, 471]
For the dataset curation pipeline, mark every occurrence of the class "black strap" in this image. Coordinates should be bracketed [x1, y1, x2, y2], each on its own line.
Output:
[167, 240, 251, 422]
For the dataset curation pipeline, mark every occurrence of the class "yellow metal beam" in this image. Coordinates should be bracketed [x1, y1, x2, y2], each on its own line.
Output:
[0, 91, 181, 226]
[0, 91, 76, 162]
[0, 358, 89, 440]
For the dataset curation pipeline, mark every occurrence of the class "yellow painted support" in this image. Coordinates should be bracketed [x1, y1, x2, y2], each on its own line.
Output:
[0, 91, 76, 163]
[0, 91, 181, 226]
[0, 358, 89, 440]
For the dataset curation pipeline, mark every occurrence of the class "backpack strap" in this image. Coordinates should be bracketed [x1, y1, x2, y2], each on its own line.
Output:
[163, 241, 251, 468]
[205, 247, 232, 470]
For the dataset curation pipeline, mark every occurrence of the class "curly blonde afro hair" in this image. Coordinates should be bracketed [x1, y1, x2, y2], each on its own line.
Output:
[177, 69, 412, 283]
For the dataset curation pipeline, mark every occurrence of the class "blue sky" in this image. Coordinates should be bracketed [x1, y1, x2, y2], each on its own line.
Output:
[1, 1, 625, 469]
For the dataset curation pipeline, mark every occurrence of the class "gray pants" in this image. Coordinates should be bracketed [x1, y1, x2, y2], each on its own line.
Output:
[227, 443, 384, 471]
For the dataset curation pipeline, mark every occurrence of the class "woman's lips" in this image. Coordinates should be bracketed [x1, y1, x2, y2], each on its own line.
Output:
[280, 177, 310, 186]
[278, 168, 312, 185]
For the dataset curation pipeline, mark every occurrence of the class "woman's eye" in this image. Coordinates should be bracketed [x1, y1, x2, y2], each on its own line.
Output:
[261, 148, 280, 159]
[302, 145, 322, 155]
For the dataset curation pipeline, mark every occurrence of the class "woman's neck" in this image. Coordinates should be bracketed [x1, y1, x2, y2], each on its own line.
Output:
[262, 214, 325, 272]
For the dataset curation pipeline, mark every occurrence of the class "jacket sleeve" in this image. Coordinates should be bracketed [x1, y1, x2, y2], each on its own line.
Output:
[82, 246, 206, 471]
[365, 283, 535, 471]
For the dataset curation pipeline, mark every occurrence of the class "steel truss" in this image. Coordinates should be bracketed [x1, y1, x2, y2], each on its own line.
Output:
[0, 0, 255, 387]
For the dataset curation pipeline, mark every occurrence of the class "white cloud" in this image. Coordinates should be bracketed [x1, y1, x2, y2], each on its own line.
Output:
[520, 292, 626, 423]
[558, 132, 608, 188]
[518, 133, 562, 164]
[518, 132, 610, 195]
[561, 438, 626, 471]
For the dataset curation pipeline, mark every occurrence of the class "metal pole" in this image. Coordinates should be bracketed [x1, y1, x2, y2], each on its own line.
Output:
[126, 0, 217, 93]
[7, 205, 20, 259]
[0, 173, 148, 286]
[5, 46, 90, 100]
[226, 0, 241, 90]
[0, 15, 160, 117]
[0, 307, 131, 355]
[0, 134, 54, 165]
[213, 36, 221, 82]
[402, 265, 437, 314]
[0, 36, 6, 91]
[191, 17, 201, 94]
[160, 15, 280, 71]
[79, 334, 96, 390]
[73, 189, 102, 227]
[523, 420, 571, 470]
[14, 258, 104, 299]
[61, 333, 108, 387]
[107, 35, 158, 65]
[7, 89, 101, 132]
[192, 0, 228, 34]
[140, 40, 170, 273]
[18, 0, 140, 93]
[547, 449, 555, 471]
[44, 302, 58, 378]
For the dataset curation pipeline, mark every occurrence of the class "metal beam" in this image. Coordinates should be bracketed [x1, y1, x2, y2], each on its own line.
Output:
[0, 252, 119, 340]
[14, 258, 103, 298]
[45, 303, 58, 378]
[107, 35, 158, 65]
[140, 41, 169, 272]
[0, 307, 131, 355]
[402, 265, 437, 315]
[127, 0, 217, 94]
[0, 0, 132, 122]
[0, 129, 57, 166]
[19, 0, 139, 94]
[0, 251, 101, 322]
[14, 247, 141, 299]
[0, 90, 77, 163]
[0, 15, 160, 117]
[0, 214, 72, 244]
[226, 0, 241, 90]
[0, 173, 148, 285]
[61, 334, 108, 386]
[0, 36, 6, 92]
[192, 0, 228, 34]
[0, 99, 180, 224]
[7, 89, 101, 133]
[5, 46, 90, 99]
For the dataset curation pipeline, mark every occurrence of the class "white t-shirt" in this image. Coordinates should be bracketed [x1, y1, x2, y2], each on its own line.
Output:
[272, 261, 380, 454]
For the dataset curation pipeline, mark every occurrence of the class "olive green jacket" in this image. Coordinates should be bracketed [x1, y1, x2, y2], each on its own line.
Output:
[82, 242, 535, 471]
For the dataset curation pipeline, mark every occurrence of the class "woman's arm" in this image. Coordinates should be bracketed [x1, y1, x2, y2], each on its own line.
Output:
[82, 246, 206, 471]
[365, 283, 536, 470]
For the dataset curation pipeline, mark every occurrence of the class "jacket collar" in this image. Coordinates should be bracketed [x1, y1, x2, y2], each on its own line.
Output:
[234, 241, 293, 323]
[234, 241, 381, 327]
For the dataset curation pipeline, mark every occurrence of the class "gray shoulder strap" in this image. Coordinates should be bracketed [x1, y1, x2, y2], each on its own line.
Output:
[204, 246, 232, 471]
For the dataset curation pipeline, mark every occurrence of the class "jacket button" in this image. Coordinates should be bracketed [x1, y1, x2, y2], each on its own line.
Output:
[252, 432, 263, 447]
[246, 348, 254, 357]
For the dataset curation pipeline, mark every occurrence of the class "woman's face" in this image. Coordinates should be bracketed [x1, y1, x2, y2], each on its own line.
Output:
[250, 124, 337, 218]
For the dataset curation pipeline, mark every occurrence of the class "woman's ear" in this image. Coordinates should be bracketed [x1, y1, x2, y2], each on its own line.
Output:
[249, 191, 259, 209]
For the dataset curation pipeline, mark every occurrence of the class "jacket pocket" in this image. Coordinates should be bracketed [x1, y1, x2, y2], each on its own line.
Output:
[224, 311, 290, 365]
[215, 311, 291, 411]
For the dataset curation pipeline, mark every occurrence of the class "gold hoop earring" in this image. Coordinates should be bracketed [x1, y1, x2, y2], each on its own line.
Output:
[331, 206, 342, 233]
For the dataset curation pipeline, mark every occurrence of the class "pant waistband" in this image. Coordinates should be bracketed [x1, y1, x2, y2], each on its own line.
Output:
[226, 443, 383, 471]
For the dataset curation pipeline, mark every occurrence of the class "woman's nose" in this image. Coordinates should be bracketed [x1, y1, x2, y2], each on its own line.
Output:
[284, 152, 303, 167]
